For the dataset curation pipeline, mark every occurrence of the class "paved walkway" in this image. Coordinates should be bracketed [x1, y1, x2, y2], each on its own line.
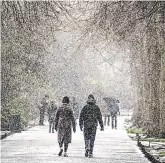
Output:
[1, 116, 150, 163]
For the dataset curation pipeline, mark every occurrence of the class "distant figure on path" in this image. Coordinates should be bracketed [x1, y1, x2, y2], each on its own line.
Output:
[102, 105, 110, 126]
[79, 94, 104, 158]
[71, 98, 79, 120]
[47, 101, 57, 133]
[109, 100, 120, 129]
[54, 96, 76, 157]
[39, 94, 49, 125]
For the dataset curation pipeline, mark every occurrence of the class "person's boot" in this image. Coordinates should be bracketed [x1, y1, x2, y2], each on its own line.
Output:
[112, 123, 114, 129]
[115, 122, 117, 129]
[85, 139, 90, 157]
[115, 124, 117, 129]
[58, 149, 63, 156]
[64, 152, 68, 157]
[85, 148, 89, 157]
[89, 144, 94, 158]
[39, 121, 43, 125]
[107, 117, 110, 126]
[88, 153, 93, 158]
[40, 122, 44, 126]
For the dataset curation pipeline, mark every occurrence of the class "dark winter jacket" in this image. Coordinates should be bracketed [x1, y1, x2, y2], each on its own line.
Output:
[79, 99, 104, 129]
[39, 98, 49, 113]
[47, 105, 57, 123]
[54, 103, 76, 143]
[54, 103, 76, 130]
[108, 103, 119, 116]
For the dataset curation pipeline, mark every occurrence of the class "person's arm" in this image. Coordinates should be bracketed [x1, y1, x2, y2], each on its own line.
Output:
[70, 110, 76, 133]
[54, 109, 60, 131]
[79, 107, 85, 131]
[97, 106, 104, 130]
[117, 105, 120, 115]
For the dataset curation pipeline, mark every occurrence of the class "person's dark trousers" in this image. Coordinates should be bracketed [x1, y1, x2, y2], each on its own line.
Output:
[39, 112, 44, 125]
[84, 127, 97, 154]
[111, 114, 117, 129]
[49, 122, 54, 133]
[104, 115, 107, 126]
[104, 115, 110, 126]
[59, 141, 68, 152]
[59, 137, 68, 156]
[107, 115, 110, 126]
[52, 122, 55, 133]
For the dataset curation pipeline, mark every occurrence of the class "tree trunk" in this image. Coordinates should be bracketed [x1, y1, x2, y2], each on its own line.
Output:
[157, 2, 165, 136]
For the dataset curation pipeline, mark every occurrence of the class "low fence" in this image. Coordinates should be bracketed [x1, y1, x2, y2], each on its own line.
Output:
[136, 134, 162, 163]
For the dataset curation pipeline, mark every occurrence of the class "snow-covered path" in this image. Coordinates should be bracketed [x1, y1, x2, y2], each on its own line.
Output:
[1, 116, 150, 163]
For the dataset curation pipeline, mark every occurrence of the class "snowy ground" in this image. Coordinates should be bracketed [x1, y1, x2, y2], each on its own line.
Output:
[1, 116, 150, 163]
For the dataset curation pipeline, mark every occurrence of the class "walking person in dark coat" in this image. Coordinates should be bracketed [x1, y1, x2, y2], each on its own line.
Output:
[102, 105, 111, 126]
[39, 95, 49, 125]
[109, 100, 120, 129]
[47, 101, 57, 133]
[79, 94, 104, 158]
[54, 96, 76, 157]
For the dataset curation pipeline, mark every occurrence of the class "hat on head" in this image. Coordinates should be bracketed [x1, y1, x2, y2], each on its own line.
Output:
[88, 94, 94, 99]
[45, 94, 49, 98]
[62, 96, 70, 104]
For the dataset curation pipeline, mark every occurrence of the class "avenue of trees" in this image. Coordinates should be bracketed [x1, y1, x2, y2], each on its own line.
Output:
[1, 1, 63, 129]
[1, 1, 165, 137]
[87, 1, 165, 137]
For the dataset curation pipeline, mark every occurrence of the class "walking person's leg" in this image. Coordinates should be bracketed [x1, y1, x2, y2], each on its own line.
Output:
[41, 111, 45, 125]
[49, 122, 51, 133]
[52, 122, 55, 133]
[84, 128, 90, 157]
[41, 115, 44, 125]
[89, 139, 95, 157]
[39, 116, 42, 125]
[39, 111, 44, 125]
[39, 112, 41, 125]
[63, 130, 69, 157]
[111, 115, 114, 129]
[58, 138, 64, 156]
[42, 111, 45, 125]
[63, 127, 73, 157]
[89, 127, 97, 158]
[85, 139, 90, 150]
[115, 114, 117, 129]
[58, 128, 64, 156]
[41, 109, 45, 125]
[107, 115, 110, 126]
[104, 115, 107, 126]
[64, 143, 69, 157]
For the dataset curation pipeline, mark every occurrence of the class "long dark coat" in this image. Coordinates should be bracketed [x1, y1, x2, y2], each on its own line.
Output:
[54, 103, 76, 144]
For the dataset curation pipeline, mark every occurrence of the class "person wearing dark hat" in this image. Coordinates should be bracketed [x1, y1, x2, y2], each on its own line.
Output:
[54, 96, 76, 157]
[79, 94, 104, 158]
